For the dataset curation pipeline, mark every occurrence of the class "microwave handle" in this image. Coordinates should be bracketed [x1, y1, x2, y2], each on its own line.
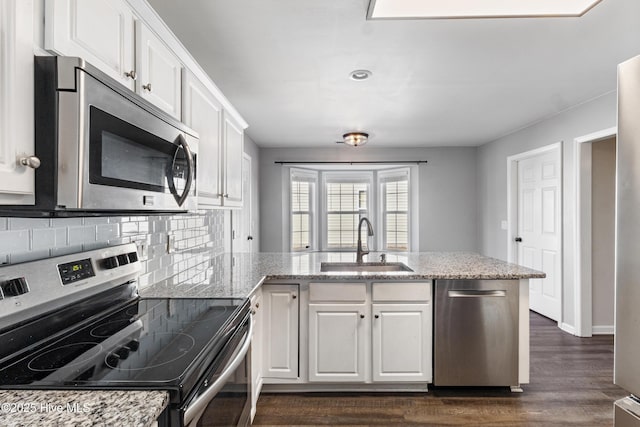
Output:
[172, 134, 195, 207]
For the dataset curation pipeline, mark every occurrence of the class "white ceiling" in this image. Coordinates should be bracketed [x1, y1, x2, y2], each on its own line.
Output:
[148, 0, 640, 148]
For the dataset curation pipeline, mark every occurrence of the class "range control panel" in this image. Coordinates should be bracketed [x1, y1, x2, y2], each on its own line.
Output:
[58, 258, 96, 285]
[0, 243, 141, 330]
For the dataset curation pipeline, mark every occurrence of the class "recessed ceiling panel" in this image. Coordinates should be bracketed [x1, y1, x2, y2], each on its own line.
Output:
[368, 0, 603, 19]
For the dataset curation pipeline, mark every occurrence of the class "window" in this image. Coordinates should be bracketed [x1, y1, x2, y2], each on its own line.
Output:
[288, 167, 415, 252]
[326, 181, 369, 249]
[290, 169, 317, 252]
[382, 176, 409, 251]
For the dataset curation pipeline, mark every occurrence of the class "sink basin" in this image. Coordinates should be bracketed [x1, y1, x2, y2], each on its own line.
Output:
[320, 262, 413, 273]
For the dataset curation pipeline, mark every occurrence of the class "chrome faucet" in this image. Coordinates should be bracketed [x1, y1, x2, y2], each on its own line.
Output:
[356, 217, 374, 264]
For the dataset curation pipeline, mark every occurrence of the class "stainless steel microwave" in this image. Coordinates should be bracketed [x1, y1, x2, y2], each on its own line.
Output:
[7, 56, 198, 215]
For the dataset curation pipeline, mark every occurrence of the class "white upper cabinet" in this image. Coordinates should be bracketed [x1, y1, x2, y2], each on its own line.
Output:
[223, 112, 244, 207]
[45, 0, 183, 119]
[0, 0, 36, 204]
[136, 21, 182, 119]
[45, 0, 136, 90]
[183, 72, 223, 206]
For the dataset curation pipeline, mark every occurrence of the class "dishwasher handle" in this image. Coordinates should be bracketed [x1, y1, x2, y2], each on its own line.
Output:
[448, 289, 507, 298]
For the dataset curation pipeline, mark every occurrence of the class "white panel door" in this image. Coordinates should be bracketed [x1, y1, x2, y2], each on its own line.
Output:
[262, 285, 299, 379]
[136, 21, 182, 119]
[308, 304, 367, 382]
[182, 72, 223, 207]
[0, 0, 35, 204]
[223, 112, 244, 207]
[517, 149, 562, 320]
[372, 303, 431, 382]
[45, 0, 135, 90]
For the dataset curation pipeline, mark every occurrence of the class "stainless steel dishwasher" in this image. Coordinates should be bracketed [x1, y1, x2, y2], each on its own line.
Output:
[434, 279, 519, 388]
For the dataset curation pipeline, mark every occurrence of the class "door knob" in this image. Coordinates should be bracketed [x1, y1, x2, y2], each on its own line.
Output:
[20, 156, 41, 169]
[515, 237, 523, 242]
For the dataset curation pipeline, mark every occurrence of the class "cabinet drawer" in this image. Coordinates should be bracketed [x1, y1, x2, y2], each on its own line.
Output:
[372, 282, 431, 302]
[309, 282, 366, 302]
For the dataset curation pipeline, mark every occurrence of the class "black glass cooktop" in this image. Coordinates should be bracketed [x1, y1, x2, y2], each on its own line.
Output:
[0, 292, 248, 402]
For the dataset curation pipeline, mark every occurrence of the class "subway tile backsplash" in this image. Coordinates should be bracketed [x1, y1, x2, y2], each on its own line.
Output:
[0, 210, 225, 290]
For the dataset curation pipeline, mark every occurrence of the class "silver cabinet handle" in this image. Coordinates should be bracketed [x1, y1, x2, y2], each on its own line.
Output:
[20, 156, 41, 169]
[142, 83, 152, 92]
[448, 290, 507, 298]
[124, 70, 137, 80]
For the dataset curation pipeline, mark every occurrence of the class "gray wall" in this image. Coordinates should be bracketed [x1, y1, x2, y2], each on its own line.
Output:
[591, 137, 616, 331]
[259, 146, 478, 252]
[477, 91, 617, 331]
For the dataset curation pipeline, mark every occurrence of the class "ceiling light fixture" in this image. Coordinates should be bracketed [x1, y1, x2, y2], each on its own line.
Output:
[350, 70, 372, 81]
[343, 132, 369, 147]
[367, 0, 602, 19]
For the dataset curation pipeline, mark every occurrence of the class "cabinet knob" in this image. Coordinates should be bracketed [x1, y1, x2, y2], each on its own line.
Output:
[20, 156, 41, 169]
[251, 310, 256, 315]
[374, 314, 379, 319]
[223, 193, 229, 198]
[515, 237, 523, 243]
[247, 236, 254, 241]
[292, 294, 297, 299]
[360, 314, 365, 319]
[124, 70, 137, 80]
[142, 83, 152, 92]
[255, 302, 260, 308]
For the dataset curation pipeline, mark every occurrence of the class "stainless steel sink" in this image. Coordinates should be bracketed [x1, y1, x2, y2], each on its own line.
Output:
[320, 262, 413, 273]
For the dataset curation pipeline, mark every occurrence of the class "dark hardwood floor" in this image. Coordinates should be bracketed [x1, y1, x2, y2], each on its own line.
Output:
[253, 312, 625, 426]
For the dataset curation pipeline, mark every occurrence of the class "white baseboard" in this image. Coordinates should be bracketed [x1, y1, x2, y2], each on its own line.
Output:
[592, 325, 614, 335]
[560, 322, 576, 335]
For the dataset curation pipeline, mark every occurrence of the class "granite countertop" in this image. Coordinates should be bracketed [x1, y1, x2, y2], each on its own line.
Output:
[140, 251, 546, 299]
[0, 390, 168, 427]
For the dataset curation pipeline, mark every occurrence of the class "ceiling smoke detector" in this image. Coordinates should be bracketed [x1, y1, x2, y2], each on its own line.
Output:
[350, 70, 372, 81]
[342, 132, 369, 147]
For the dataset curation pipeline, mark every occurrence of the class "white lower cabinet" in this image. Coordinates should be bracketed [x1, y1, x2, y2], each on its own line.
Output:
[262, 284, 299, 380]
[372, 303, 431, 382]
[307, 281, 432, 384]
[308, 304, 367, 382]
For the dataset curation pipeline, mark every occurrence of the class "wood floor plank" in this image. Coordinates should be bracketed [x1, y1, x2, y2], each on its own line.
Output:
[253, 311, 626, 426]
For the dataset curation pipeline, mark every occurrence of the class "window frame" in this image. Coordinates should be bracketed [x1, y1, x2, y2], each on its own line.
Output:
[289, 168, 318, 252]
[320, 171, 374, 252]
[378, 167, 412, 252]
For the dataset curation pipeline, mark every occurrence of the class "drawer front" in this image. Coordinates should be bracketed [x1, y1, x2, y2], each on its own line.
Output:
[372, 282, 431, 302]
[309, 282, 366, 302]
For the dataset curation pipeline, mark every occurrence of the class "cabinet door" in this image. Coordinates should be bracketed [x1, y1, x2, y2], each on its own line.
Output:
[222, 113, 244, 207]
[249, 290, 263, 421]
[263, 284, 299, 379]
[183, 72, 223, 207]
[308, 304, 367, 382]
[45, 0, 135, 90]
[136, 21, 182, 119]
[372, 303, 432, 382]
[0, 0, 35, 204]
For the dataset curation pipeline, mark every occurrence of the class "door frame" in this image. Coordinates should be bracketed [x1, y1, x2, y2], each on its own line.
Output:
[573, 126, 617, 337]
[506, 142, 563, 326]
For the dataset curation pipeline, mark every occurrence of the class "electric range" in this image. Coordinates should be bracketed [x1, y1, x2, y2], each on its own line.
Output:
[0, 244, 251, 426]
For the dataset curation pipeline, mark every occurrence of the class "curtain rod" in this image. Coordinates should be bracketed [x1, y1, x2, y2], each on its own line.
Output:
[274, 160, 428, 165]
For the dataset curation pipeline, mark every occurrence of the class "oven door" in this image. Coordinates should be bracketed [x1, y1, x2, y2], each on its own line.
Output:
[56, 68, 198, 212]
[181, 314, 252, 427]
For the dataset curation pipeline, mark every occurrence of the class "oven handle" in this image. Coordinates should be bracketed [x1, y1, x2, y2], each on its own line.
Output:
[184, 316, 253, 427]
[171, 133, 195, 207]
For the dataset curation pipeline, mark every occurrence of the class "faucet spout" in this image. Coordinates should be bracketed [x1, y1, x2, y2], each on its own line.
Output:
[356, 217, 374, 264]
